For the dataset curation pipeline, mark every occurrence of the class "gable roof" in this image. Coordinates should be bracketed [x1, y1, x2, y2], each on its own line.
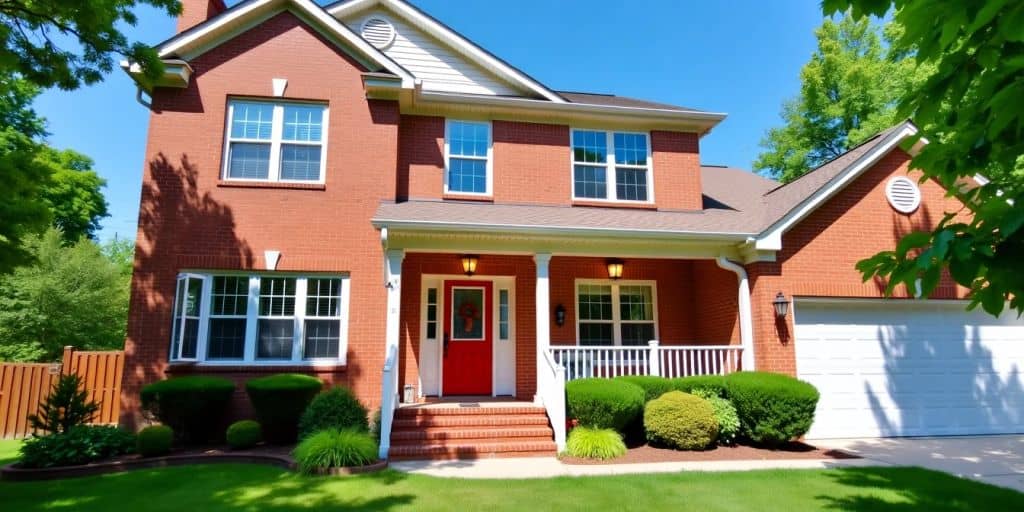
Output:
[326, 0, 565, 102]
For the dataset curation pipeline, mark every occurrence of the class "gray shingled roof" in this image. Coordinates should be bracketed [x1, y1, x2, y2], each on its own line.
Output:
[557, 91, 705, 113]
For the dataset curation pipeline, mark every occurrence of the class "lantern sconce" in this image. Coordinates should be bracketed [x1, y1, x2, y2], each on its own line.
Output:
[773, 292, 790, 318]
[554, 304, 566, 327]
[460, 254, 479, 277]
[606, 259, 624, 280]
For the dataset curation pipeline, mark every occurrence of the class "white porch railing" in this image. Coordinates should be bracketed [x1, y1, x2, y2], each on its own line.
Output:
[538, 349, 567, 451]
[549, 340, 744, 381]
[377, 344, 399, 460]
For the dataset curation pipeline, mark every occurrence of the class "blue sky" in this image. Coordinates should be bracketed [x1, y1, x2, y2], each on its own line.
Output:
[34, 0, 826, 241]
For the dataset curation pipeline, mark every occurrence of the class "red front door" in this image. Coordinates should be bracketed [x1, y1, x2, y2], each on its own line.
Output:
[442, 280, 493, 395]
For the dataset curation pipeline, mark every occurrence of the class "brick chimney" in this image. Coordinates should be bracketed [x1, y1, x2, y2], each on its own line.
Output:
[177, 0, 229, 33]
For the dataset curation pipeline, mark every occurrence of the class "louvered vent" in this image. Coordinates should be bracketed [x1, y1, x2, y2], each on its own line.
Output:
[361, 17, 396, 49]
[886, 176, 921, 213]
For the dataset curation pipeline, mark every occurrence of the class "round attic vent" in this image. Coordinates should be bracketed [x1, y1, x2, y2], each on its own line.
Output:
[886, 176, 921, 213]
[361, 17, 396, 49]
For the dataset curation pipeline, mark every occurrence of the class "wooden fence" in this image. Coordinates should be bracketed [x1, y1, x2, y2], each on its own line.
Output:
[0, 347, 124, 439]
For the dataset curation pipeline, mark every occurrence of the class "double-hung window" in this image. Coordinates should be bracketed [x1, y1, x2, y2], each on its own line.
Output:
[572, 130, 652, 202]
[224, 100, 328, 183]
[169, 273, 350, 364]
[576, 281, 657, 346]
[445, 120, 492, 195]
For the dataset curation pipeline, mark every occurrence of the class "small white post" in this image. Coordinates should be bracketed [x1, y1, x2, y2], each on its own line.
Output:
[534, 253, 552, 404]
[648, 339, 660, 377]
[379, 249, 404, 460]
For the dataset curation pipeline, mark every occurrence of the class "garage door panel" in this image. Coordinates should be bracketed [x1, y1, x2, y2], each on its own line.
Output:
[796, 300, 1024, 439]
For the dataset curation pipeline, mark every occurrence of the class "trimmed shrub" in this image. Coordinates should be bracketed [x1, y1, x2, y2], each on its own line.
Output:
[615, 376, 675, 403]
[292, 429, 378, 474]
[246, 374, 322, 444]
[140, 376, 235, 444]
[565, 427, 627, 460]
[692, 388, 740, 445]
[298, 387, 369, 439]
[226, 420, 263, 450]
[137, 425, 174, 457]
[19, 425, 135, 468]
[566, 378, 645, 432]
[726, 371, 820, 447]
[644, 391, 718, 450]
[672, 375, 728, 397]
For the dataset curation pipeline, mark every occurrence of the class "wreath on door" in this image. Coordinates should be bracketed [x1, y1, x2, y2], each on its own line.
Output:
[458, 301, 479, 333]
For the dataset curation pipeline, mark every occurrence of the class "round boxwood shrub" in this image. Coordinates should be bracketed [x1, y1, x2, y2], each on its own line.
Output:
[615, 376, 675, 403]
[566, 378, 645, 432]
[644, 391, 718, 450]
[18, 425, 135, 469]
[226, 420, 263, 450]
[140, 376, 235, 444]
[298, 387, 369, 439]
[292, 429, 378, 474]
[672, 375, 728, 397]
[137, 425, 173, 457]
[565, 427, 627, 460]
[245, 374, 322, 444]
[692, 388, 740, 445]
[726, 371, 820, 447]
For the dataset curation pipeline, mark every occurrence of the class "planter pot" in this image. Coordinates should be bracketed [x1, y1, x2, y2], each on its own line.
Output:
[310, 460, 388, 476]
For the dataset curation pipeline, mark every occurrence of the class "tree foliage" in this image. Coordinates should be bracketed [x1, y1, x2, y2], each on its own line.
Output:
[827, 0, 1024, 316]
[754, 14, 925, 182]
[0, 228, 129, 361]
[0, 0, 182, 90]
[37, 146, 110, 242]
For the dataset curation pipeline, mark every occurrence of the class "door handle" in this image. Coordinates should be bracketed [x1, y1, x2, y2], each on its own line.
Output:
[443, 332, 450, 357]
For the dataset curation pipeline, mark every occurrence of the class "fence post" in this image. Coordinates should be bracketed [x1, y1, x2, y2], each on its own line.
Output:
[60, 346, 75, 376]
[648, 340, 660, 377]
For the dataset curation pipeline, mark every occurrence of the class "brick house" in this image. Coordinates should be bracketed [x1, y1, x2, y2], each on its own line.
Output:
[121, 0, 1024, 458]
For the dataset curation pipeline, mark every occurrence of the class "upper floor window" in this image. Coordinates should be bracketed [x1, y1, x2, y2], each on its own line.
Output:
[445, 120, 492, 196]
[224, 100, 329, 183]
[572, 130, 652, 202]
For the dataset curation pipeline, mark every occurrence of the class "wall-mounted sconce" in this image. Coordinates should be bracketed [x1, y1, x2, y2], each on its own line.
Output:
[460, 254, 479, 276]
[606, 259, 624, 280]
[773, 292, 790, 318]
[554, 304, 566, 327]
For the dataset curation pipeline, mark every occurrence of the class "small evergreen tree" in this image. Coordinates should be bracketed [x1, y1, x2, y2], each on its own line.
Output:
[28, 374, 100, 434]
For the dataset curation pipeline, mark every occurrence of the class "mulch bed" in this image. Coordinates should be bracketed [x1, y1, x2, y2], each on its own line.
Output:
[559, 442, 859, 465]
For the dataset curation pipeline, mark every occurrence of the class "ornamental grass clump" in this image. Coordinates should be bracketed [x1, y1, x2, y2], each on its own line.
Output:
[644, 391, 718, 450]
[246, 374, 322, 444]
[292, 429, 378, 474]
[565, 427, 627, 460]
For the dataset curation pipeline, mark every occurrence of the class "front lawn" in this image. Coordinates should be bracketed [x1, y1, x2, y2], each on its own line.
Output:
[1, 463, 1021, 511]
[0, 439, 20, 466]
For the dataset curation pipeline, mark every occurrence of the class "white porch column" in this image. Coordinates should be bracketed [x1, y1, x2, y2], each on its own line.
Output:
[534, 253, 552, 403]
[383, 249, 405, 398]
[715, 256, 755, 371]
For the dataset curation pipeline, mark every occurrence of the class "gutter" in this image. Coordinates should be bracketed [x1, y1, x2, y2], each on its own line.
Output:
[715, 257, 755, 371]
[372, 218, 756, 242]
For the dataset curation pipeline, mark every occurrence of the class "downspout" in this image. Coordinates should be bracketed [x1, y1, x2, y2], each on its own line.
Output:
[135, 87, 153, 110]
[716, 257, 755, 371]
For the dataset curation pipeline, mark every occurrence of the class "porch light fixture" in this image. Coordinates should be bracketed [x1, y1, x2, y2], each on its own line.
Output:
[554, 304, 566, 327]
[460, 254, 479, 276]
[606, 259, 624, 280]
[773, 292, 790, 318]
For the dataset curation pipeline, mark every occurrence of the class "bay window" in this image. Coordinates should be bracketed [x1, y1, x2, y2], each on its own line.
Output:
[576, 281, 657, 346]
[223, 100, 328, 183]
[169, 273, 349, 364]
[572, 130, 652, 202]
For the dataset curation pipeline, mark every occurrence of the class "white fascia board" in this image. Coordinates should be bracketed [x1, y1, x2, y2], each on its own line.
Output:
[753, 122, 919, 251]
[371, 218, 754, 241]
[328, 0, 564, 102]
[157, 0, 414, 87]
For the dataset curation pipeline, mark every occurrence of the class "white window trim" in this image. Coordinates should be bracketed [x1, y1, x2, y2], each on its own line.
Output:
[573, 279, 659, 346]
[444, 119, 493, 197]
[569, 129, 655, 204]
[221, 99, 330, 185]
[169, 272, 350, 366]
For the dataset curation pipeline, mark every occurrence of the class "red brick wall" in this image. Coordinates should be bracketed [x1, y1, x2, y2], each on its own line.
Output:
[122, 12, 399, 427]
[493, 121, 571, 204]
[748, 149, 970, 374]
[177, 0, 226, 33]
[397, 115, 444, 200]
[692, 260, 741, 345]
[651, 131, 702, 210]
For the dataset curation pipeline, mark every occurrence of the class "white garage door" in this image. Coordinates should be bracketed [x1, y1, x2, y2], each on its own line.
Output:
[795, 299, 1024, 439]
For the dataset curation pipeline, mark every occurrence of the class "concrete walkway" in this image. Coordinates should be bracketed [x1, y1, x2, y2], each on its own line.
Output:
[390, 456, 878, 479]
[816, 435, 1024, 493]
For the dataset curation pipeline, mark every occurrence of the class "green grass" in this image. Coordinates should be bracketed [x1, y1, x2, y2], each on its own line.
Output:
[0, 439, 21, 466]
[0, 463, 1020, 511]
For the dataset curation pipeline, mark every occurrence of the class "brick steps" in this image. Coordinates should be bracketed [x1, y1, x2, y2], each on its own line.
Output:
[389, 404, 556, 460]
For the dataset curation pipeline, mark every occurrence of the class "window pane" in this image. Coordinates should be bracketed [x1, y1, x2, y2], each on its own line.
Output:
[181, 319, 199, 358]
[211, 276, 248, 316]
[303, 319, 339, 359]
[613, 133, 648, 166]
[499, 289, 509, 340]
[426, 287, 438, 340]
[573, 165, 607, 199]
[578, 284, 612, 320]
[451, 288, 485, 340]
[306, 278, 341, 317]
[230, 102, 273, 140]
[616, 168, 648, 201]
[280, 145, 322, 181]
[282, 105, 323, 142]
[448, 121, 489, 157]
[448, 158, 487, 194]
[259, 278, 296, 316]
[619, 286, 654, 321]
[207, 318, 246, 359]
[257, 319, 294, 359]
[579, 323, 613, 346]
[227, 142, 271, 179]
[621, 323, 655, 346]
[572, 130, 607, 163]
